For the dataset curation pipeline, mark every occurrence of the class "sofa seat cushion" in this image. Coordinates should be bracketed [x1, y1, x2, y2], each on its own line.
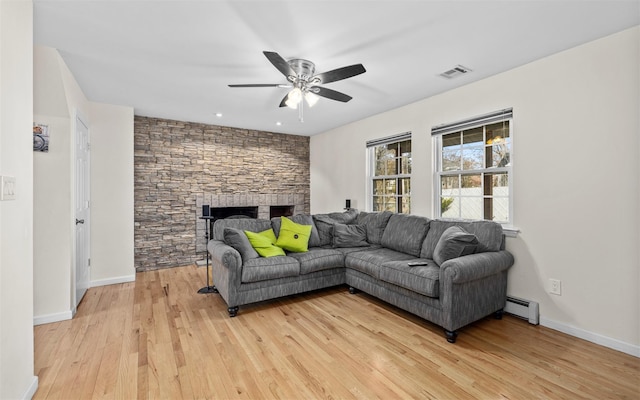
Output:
[331, 244, 380, 255]
[345, 248, 415, 279]
[287, 248, 345, 274]
[241, 256, 300, 283]
[379, 259, 440, 298]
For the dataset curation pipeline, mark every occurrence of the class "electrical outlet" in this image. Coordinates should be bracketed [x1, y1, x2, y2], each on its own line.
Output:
[1, 176, 16, 201]
[549, 278, 562, 295]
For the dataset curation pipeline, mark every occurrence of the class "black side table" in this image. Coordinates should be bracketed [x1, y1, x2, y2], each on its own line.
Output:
[198, 216, 218, 294]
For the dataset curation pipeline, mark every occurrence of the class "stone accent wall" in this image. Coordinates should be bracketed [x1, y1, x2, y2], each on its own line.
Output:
[134, 116, 310, 271]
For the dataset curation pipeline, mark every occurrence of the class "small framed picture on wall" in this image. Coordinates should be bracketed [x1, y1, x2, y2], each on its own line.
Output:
[33, 123, 49, 152]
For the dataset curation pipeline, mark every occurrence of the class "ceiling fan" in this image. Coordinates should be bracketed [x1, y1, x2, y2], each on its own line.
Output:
[229, 51, 366, 122]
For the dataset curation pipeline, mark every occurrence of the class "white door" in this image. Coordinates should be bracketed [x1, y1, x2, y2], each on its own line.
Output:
[75, 115, 90, 307]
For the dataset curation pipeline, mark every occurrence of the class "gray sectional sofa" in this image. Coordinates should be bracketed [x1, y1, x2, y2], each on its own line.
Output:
[207, 209, 514, 342]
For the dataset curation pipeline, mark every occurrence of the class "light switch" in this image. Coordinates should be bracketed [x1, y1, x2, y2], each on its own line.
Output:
[1, 176, 16, 200]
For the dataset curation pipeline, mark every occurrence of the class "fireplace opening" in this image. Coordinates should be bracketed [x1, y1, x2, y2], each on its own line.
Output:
[210, 206, 258, 220]
[270, 205, 294, 219]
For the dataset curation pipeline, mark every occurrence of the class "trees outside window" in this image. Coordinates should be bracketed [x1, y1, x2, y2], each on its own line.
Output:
[369, 138, 411, 213]
[435, 116, 511, 224]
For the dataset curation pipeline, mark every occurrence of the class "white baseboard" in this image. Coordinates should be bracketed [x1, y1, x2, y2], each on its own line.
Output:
[540, 317, 640, 358]
[21, 376, 38, 400]
[33, 310, 73, 326]
[33, 276, 134, 325]
[90, 274, 135, 288]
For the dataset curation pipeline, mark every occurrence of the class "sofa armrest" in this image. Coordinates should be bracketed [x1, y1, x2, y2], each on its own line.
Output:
[207, 239, 242, 271]
[439, 250, 514, 332]
[440, 250, 514, 284]
[207, 240, 243, 303]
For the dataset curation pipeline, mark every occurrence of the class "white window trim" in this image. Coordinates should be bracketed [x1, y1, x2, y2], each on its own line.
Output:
[432, 110, 518, 235]
[366, 132, 412, 213]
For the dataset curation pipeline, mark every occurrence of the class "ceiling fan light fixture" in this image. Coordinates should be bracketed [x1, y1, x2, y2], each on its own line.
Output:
[285, 88, 302, 109]
[230, 51, 366, 118]
[305, 92, 319, 107]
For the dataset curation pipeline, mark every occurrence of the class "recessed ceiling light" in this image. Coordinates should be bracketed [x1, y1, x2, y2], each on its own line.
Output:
[215, 112, 223, 117]
[276, 121, 282, 126]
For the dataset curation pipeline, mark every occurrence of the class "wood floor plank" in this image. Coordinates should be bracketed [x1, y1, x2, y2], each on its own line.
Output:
[33, 264, 640, 399]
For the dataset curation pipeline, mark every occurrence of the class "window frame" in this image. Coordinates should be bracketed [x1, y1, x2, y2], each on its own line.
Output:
[432, 110, 514, 226]
[366, 133, 412, 214]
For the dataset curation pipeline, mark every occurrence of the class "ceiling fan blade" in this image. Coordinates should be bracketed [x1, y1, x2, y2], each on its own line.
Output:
[313, 64, 366, 84]
[311, 86, 353, 103]
[263, 51, 296, 78]
[279, 94, 289, 108]
[228, 84, 291, 88]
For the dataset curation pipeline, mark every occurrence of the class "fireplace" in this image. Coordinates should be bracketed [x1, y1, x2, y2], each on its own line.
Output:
[270, 205, 294, 219]
[210, 206, 258, 220]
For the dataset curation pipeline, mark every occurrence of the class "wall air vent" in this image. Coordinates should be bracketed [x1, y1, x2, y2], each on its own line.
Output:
[439, 65, 472, 79]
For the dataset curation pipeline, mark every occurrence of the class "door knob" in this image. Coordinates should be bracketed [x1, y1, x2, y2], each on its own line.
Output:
[75, 219, 85, 225]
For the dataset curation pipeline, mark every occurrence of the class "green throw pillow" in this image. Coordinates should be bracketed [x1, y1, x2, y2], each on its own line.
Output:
[244, 230, 285, 257]
[258, 228, 278, 245]
[275, 216, 312, 252]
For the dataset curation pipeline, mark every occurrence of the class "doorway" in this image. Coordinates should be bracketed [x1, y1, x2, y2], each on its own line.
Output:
[74, 114, 90, 307]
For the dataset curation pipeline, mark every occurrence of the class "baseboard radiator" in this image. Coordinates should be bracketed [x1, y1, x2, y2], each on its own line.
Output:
[505, 296, 539, 325]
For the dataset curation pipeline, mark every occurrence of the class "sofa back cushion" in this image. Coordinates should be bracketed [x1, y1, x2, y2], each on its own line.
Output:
[421, 219, 504, 259]
[381, 214, 431, 257]
[356, 211, 393, 244]
[312, 209, 359, 246]
[212, 218, 272, 241]
[332, 223, 369, 248]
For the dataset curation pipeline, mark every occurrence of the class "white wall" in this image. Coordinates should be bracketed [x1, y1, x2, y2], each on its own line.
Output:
[311, 27, 640, 355]
[33, 47, 73, 322]
[0, 1, 39, 398]
[33, 46, 135, 324]
[89, 102, 135, 285]
[33, 115, 72, 320]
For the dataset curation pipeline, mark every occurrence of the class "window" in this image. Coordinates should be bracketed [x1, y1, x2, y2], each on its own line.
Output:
[367, 132, 412, 213]
[433, 109, 512, 224]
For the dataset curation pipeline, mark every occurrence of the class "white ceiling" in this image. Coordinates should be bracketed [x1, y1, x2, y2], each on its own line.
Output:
[33, 1, 639, 136]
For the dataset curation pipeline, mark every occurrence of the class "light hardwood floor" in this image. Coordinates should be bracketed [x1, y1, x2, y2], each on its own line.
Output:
[34, 265, 639, 399]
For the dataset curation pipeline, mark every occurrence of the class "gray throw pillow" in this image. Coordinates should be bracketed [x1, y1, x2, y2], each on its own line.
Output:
[223, 227, 259, 262]
[433, 226, 479, 266]
[312, 214, 337, 246]
[332, 224, 369, 248]
[327, 208, 358, 224]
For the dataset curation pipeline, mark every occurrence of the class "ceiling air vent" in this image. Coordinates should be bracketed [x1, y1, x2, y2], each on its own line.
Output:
[439, 65, 472, 79]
